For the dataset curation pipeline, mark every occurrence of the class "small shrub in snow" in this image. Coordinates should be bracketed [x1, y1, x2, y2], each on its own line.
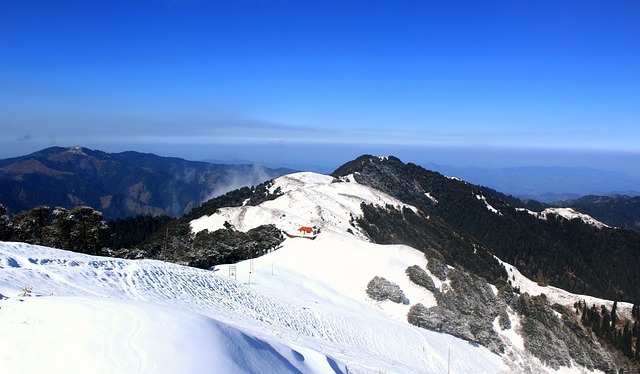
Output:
[498, 309, 511, 330]
[408, 303, 474, 341]
[423, 248, 447, 280]
[423, 248, 445, 264]
[366, 276, 408, 304]
[405, 265, 436, 292]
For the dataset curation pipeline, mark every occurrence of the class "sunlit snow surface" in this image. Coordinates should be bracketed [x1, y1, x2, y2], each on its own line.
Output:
[0, 241, 502, 374]
[516, 207, 609, 229]
[0, 172, 618, 373]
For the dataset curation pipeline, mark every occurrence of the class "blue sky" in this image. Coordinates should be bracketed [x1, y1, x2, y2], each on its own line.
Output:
[1, 1, 639, 175]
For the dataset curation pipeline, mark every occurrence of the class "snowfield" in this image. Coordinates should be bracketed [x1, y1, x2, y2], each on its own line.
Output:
[0, 241, 503, 374]
[0, 296, 341, 374]
[0, 172, 622, 373]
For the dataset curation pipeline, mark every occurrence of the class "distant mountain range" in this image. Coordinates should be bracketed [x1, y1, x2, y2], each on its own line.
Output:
[0, 146, 294, 219]
[423, 163, 640, 202]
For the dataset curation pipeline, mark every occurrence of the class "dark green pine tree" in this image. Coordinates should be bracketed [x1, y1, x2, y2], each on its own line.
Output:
[611, 301, 618, 331]
[636, 329, 640, 361]
[601, 305, 612, 341]
[581, 300, 589, 324]
[622, 322, 634, 358]
[0, 204, 12, 241]
[613, 328, 622, 350]
[590, 304, 602, 337]
[11, 205, 51, 245]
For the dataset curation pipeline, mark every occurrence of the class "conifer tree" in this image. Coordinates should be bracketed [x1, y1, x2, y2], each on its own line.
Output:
[611, 301, 618, 331]
[581, 301, 589, 324]
[636, 330, 640, 361]
[12, 206, 50, 245]
[69, 206, 107, 255]
[46, 207, 74, 250]
[622, 322, 634, 358]
[601, 305, 612, 340]
[613, 328, 620, 349]
[590, 304, 601, 337]
[0, 204, 12, 241]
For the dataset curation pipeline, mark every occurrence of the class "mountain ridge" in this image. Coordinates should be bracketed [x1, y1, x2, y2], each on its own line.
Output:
[330, 155, 640, 301]
[0, 146, 294, 219]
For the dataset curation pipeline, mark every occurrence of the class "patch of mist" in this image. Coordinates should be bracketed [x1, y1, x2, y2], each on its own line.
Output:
[204, 164, 273, 202]
[180, 167, 197, 184]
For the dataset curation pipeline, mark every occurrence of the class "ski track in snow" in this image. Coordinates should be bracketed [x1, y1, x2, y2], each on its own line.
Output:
[0, 240, 506, 374]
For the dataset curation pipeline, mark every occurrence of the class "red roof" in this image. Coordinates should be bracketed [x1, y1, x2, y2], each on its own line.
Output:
[299, 226, 314, 233]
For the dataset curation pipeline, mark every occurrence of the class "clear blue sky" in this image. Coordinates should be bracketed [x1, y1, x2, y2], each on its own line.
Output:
[1, 1, 639, 174]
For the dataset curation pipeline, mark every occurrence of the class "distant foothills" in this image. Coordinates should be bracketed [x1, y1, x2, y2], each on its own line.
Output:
[0, 146, 294, 219]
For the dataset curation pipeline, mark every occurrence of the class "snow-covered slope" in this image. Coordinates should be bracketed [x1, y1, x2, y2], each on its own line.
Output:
[517, 207, 610, 229]
[0, 172, 625, 373]
[190, 172, 416, 239]
[0, 243, 347, 374]
[0, 240, 503, 373]
[0, 296, 338, 374]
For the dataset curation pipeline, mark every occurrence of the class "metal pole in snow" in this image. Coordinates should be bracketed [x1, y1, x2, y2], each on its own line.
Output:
[447, 345, 450, 374]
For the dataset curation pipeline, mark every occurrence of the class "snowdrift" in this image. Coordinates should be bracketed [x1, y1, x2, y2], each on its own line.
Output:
[0, 296, 342, 374]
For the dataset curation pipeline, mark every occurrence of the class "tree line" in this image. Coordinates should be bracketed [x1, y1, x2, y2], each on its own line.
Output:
[0, 204, 106, 255]
[576, 299, 640, 363]
[1, 190, 285, 270]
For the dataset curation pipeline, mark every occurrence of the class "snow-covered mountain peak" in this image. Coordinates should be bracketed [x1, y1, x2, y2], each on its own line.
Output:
[190, 171, 416, 238]
[271, 171, 335, 190]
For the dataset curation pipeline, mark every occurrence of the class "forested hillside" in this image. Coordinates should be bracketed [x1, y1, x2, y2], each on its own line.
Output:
[333, 155, 640, 302]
